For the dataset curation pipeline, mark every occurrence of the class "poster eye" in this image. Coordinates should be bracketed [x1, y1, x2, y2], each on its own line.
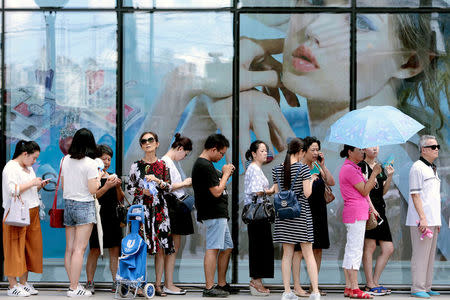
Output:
[356, 15, 378, 32]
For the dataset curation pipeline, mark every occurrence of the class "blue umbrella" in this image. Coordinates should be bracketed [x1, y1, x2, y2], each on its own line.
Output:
[326, 106, 424, 148]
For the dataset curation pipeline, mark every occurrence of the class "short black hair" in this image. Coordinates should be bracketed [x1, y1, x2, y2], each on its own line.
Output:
[204, 133, 229, 150]
[303, 136, 321, 152]
[12, 140, 40, 159]
[68, 128, 97, 160]
[97, 144, 113, 158]
[340, 144, 356, 158]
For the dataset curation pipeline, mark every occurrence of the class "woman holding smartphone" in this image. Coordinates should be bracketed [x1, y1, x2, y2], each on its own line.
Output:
[358, 147, 394, 296]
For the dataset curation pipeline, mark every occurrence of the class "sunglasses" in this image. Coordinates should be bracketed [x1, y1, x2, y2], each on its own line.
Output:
[424, 144, 440, 150]
[140, 137, 155, 144]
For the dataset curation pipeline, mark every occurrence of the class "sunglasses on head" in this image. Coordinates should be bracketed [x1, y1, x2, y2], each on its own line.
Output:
[140, 137, 155, 144]
[424, 144, 440, 150]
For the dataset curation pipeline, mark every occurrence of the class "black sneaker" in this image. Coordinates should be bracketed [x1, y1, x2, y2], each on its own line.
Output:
[216, 283, 240, 295]
[202, 287, 230, 297]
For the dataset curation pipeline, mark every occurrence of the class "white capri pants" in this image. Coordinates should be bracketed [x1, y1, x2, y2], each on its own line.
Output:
[342, 220, 367, 270]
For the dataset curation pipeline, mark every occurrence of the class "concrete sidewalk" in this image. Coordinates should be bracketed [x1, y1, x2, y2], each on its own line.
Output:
[2, 289, 449, 299]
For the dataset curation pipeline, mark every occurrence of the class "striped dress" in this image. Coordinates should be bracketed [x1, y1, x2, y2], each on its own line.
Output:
[272, 162, 314, 244]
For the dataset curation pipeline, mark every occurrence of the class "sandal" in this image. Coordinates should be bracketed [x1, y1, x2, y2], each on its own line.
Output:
[155, 286, 167, 297]
[377, 285, 391, 295]
[293, 288, 310, 298]
[309, 285, 327, 296]
[364, 286, 386, 296]
[344, 288, 352, 297]
[249, 281, 269, 296]
[350, 289, 373, 299]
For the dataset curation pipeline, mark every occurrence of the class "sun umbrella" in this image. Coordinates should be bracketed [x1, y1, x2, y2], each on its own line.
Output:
[326, 105, 424, 148]
[94, 197, 103, 256]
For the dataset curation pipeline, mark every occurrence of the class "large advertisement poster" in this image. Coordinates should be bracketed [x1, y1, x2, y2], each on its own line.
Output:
[237, 9, 449, 283]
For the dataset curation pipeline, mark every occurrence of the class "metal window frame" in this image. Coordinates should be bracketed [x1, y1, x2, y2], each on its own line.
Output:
[0, 0, 448, 282]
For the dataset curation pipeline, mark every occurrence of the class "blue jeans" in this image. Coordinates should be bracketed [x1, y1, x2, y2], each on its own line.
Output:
[64, 199, 96, 227]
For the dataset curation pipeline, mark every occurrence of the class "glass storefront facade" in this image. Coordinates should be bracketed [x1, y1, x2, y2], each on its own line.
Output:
[1, 0, 448, 286]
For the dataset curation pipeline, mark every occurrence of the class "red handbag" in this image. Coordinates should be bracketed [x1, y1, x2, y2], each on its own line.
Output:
[49, 156, 65, 228]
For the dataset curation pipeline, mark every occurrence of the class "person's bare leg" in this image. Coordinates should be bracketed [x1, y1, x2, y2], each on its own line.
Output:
[109, 246, 120, 282]
[164, 234, 182, 292]
[300, 243, 319, 294]
[217, 248, 232, 287]
[343, 268, 351, 289]
[204, 249, 219, 289]
[348, 269, 359, 290]
[8, 276, 18, 289]
[281, 243, 294, 293]
[154, 249, 165, 291]
[69, 224, 93, 290]
[18, 271, 28, 285]
[373, 241, 394, 286]
[313, 249, 322, 273]
[362, 239, 376, 288]
[64, 226, 76, 287]
[86, 248, 100, 283]
[292, 250, 307, 295]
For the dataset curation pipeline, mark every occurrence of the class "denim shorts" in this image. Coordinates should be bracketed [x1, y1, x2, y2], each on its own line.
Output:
[204, 218, 233, 250]
[64, 199, 96, 227]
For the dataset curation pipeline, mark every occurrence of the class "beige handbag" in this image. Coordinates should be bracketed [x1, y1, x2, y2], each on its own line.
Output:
[314, 162, 335, 204]
[4, 184, 30, 227]
[366, 210, 378, 230]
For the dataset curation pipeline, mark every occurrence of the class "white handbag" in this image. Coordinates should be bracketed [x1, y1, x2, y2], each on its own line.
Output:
[4, 184, 30, 227]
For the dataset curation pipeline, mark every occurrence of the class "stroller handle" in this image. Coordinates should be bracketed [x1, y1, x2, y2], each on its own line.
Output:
[127, 204, 146, 222]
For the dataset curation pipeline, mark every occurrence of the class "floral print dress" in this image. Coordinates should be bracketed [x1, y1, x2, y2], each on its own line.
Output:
[127, 159, 174, 255]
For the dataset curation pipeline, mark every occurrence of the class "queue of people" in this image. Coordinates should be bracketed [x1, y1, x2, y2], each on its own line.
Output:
[1, 131, 443, 299]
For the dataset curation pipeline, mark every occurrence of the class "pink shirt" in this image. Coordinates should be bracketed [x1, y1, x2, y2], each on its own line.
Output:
[339, 159, 370, 224]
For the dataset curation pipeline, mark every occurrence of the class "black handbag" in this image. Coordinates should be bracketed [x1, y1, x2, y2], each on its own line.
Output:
[241, 195, 275, 224]
[116, 191, 131, 227]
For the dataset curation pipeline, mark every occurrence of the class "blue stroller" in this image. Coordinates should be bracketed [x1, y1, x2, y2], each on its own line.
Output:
[115, 205, 155, 299]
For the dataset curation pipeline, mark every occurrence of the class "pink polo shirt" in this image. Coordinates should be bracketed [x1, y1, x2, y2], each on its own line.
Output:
[339, 159, 370, 224]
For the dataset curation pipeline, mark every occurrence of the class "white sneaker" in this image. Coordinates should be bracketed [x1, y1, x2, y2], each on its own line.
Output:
[282, 291, 298, 300]
[309, 292, 321, 300]
[20, 283, 39, 295]
[67, 285, 92, 297]
[85, 281, 95, 294]
[7, 284, 30, 297]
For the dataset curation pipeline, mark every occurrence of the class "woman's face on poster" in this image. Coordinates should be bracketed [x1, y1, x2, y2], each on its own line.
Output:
[282, 12, 408, 103]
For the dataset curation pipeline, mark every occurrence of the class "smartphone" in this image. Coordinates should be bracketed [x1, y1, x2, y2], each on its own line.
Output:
[317, 156, 323, 162]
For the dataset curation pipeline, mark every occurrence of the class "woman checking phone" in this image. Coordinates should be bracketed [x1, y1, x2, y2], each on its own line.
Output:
[358, 147, 395, 296]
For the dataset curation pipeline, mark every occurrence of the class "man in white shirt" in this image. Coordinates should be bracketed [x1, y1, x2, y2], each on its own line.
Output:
[406, 135, 441, 299]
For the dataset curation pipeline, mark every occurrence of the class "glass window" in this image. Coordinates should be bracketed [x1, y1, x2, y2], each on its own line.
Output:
[123, 0, 232, 8]
[5, 0, 115, 8]
[239, 0, 350, 7]
[239, 12, 350, 283]
[123, 12, 233, 282]
[356, 12, 449, 284]
[4, 11, 117, 281]
[357, 0, 448, 7]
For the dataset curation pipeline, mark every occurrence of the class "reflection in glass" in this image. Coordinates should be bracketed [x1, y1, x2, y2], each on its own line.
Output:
[5, 11, 117, 280]
[239, 0, 350, 7]
[356, 13, 449, 283]
[5, 0, 115, 8]
[123, 0, 232, 8]
[123, 12, 233, 282]
[357, 0, 448, 7]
